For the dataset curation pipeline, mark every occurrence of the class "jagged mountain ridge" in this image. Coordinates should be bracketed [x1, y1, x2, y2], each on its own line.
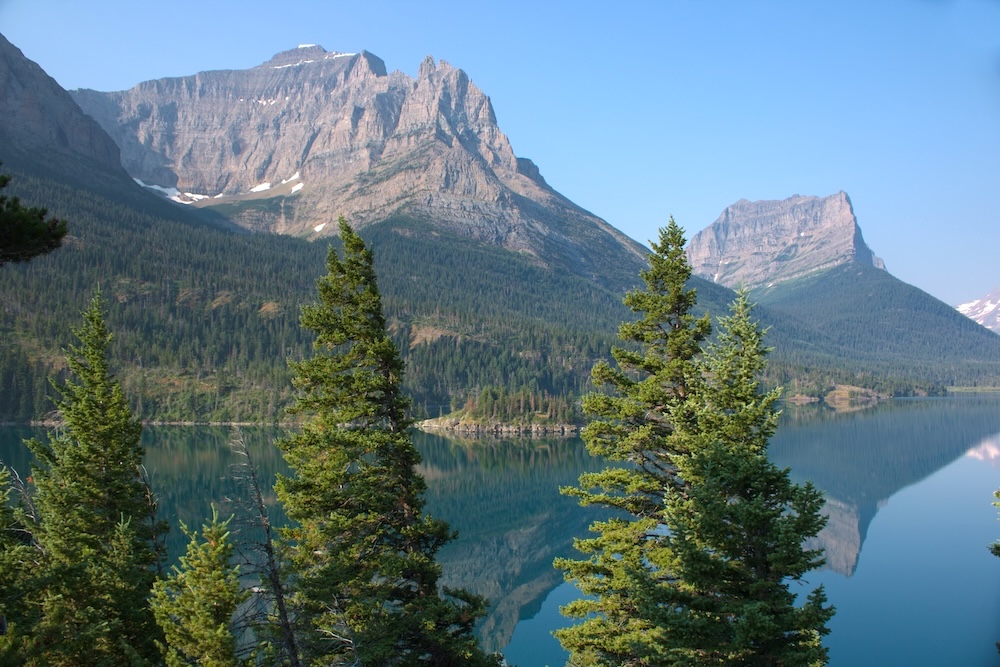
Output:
[956, 287, 1000, 334]
[70, 45, 647, 289]
[686, 192, 885, 290]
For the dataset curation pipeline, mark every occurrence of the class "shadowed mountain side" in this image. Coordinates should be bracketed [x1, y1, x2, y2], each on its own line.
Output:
[755, 263, 1000, 382]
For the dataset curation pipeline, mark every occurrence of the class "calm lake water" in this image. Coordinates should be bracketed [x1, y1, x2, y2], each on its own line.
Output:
[2, 395, 999, 666]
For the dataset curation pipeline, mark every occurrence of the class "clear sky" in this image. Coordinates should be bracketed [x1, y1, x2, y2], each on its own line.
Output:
[1, 0, 997, 305]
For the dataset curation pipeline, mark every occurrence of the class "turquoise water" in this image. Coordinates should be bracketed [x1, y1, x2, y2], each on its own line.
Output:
[3, 396, 999, 665]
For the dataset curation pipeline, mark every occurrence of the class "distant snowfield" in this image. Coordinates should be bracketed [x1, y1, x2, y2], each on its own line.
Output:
[314, 222, 327, 232]
[250, 182, 272, 193]
[133, 178, 209, 205]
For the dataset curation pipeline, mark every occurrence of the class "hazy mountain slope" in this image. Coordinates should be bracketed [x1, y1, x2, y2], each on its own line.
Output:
[754, 262, 1000, 384]
[686, 192, 1000, 388]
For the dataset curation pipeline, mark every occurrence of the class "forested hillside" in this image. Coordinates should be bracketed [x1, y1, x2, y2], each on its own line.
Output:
[754, 262, 1000, 390]
[0, 160, 648, 423]
[5, 151, 1000, 424]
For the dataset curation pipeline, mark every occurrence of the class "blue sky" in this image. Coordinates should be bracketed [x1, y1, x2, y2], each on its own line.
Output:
[1, 0, 997, 305]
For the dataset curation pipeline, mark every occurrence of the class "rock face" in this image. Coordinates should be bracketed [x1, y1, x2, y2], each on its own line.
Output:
[71, 45, 647, 286]
[956, 287, 1000, 334]
[686, 192, 885, 289]
[0, 33, 124, 176]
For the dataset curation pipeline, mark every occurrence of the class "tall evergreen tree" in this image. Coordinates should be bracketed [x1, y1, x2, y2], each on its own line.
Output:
[656, 289, 832, 664]
[555, 219, 711, 665]
[556, 221, 833, 666]
[275, 218, 498, 666]
[17, 292, 167, 665]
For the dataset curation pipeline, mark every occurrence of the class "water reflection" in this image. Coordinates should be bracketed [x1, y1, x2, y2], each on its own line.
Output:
[0, 426, 606, 653]
[416, 434, 609, 652]
[772, 396, 1000, 575]
[3, 395, 999, 657]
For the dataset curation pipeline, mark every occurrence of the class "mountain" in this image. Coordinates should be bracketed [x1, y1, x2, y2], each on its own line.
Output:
[956, 287, 1000, 334]
[0, 35, 667, 423]
[3, 33, 1000, 425]
[0, 34, 131, 190]
[687, 193, 1000, 390]
[686, 192, 884, 290]
[70, 45, 646, 290]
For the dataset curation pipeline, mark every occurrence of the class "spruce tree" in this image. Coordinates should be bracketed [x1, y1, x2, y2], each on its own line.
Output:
[19, 292, 167, 665]
[152, 508, 248, 667]
[555, 219, 711, 665]
[275, 218, 498, 666]
[657, 289, 832, 664]
[555, 221, 833, 666]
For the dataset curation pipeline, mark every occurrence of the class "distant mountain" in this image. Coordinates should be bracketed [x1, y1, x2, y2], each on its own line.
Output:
[956, 287, 1000, 334]
[71, 45, 646, 290]
[0, 35, 657, 423]
[687, 193, 1000, 389]
[687, 192, 884, 290]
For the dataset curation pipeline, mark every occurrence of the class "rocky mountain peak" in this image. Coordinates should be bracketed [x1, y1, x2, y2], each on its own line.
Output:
[69, 45, 648, 289]
[686, 192, 885, 290]
[956, 287, 1000, 334]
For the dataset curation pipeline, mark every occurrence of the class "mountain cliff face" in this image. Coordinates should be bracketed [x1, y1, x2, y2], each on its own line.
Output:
[686, 192, 885, 289]
[956, 287, 1000, 334]
[0, 33, 125, 179]
[71, 45, 647, 288]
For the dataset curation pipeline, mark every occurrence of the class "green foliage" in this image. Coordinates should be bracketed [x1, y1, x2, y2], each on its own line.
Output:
[0, 168, 631, 424]
[754, 262, 1000, 389]
[9, 293, 167, 665]
[556, 220, 833, 666]
[152, 508, 248, 667]
[450, 385, 581, 425]
[275, 218, 499, 666]
[0, 166, 67, 266]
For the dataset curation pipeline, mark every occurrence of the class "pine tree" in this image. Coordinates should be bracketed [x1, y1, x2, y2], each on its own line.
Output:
[555, 219, 711, 665]
[555, 221, 833, 666]
[0, 465, 36, 659]
[152, 508, 248, 667]
[656, 289, 832, 664]
[275, 218, 498, 666]
[0, 167, 67, 265]
[19, 292, 167, 665]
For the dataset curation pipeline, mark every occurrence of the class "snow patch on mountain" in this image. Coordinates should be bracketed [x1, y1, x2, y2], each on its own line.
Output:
[955, 287, 1000, 334]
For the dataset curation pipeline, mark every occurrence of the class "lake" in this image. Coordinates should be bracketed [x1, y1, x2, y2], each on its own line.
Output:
[2, 395, 999, 666]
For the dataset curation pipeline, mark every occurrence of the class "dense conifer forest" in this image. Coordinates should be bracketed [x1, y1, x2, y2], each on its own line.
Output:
[1, 157, 998, 425]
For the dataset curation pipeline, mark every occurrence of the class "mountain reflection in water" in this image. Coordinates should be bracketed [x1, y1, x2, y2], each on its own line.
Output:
[2, 395, 999, 658]
[771, 396, 1000, 576]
